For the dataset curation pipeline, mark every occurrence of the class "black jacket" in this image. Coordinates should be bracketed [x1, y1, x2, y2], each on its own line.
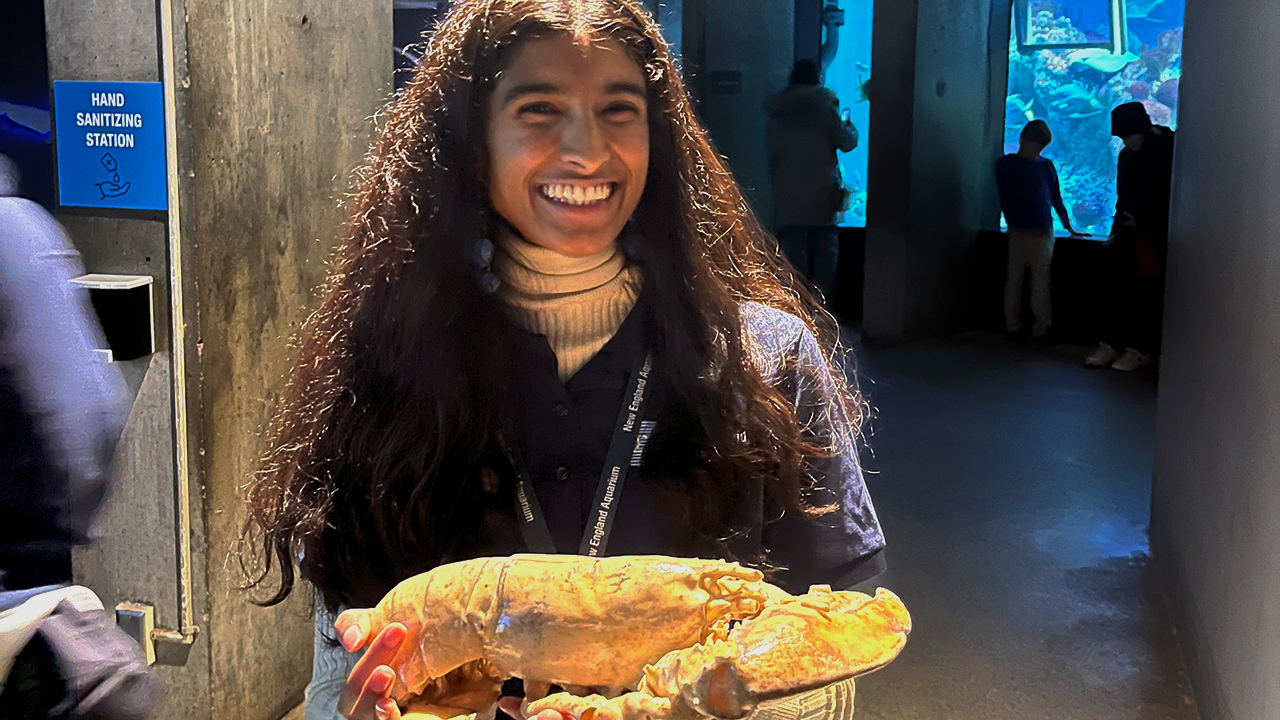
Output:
[1115, 125, 1176, 254]
[303, 294, 889, 718]
[489, 295, 886, 593]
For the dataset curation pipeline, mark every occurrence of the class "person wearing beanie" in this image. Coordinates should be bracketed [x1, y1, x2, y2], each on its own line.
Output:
[996, 119, 1082, 339]
[1110, 100, 1153, 140]
[1085, 102, 1176, 371]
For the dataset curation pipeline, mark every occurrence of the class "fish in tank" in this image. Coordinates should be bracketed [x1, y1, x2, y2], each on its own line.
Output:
[824, 0, 874, 228]
[1004, 0, 1185, 237]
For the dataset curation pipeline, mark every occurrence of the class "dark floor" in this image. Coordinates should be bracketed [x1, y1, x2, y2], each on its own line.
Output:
[847, 333, 1200, 720]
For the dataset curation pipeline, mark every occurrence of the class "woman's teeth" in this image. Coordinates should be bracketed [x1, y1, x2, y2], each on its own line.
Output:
[539, 183, 614, 206]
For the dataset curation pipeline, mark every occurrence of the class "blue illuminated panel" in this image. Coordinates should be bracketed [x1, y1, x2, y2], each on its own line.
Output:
[53, 81, 167, 212]
[824, 0, 873, 228]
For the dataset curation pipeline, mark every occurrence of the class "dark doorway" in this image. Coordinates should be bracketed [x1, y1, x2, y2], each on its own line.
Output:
[394, 1, 452, 91]
[0, 0, 54, 210]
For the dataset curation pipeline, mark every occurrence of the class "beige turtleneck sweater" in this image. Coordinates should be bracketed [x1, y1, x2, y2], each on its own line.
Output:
[494, 234, 642, 382]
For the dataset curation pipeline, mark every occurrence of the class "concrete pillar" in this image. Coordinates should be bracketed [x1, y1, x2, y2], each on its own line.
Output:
[698, 0, 795, 229]
[44, 0, 390, 717]
[861, 0, 917, 340]
[862, 0, 1008, 342]
[180, 1, 391, 717]
[794, 0, 823, 65]
[680, 0, 707, 105]
[1150, 0, 1280, 716]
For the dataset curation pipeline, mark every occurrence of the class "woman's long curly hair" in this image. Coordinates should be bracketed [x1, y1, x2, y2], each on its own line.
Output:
[242, 0, 862, 612]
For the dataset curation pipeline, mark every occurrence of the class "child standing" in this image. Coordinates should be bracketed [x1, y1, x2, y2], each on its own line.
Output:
[996, 120, 1080, 337]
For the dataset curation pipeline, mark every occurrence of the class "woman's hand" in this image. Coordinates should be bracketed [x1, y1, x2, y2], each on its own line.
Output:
[334, 610, 408, 720]
[496, 697, 573, 720]
[334, 610, 573, 720]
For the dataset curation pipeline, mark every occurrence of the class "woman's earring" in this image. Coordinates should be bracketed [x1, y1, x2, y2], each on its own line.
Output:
[474, 236, 501, 294]
[621, 217, 643, 259]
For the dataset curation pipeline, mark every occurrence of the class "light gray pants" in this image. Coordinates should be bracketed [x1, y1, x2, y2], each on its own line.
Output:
[1004, 228, 1055, 335]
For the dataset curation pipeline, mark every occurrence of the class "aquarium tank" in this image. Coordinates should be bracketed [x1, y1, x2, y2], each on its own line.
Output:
[1004, 0, 1185, 236]
[823, 0, 873, 228]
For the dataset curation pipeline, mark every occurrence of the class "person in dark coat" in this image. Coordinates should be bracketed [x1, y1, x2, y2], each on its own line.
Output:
[765, 59, 858, 305]
[1085, 102, 1176, 371]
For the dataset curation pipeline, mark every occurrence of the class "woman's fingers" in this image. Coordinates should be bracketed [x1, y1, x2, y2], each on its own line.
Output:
[499, 698, 578, 720]
[497, 696, 526, 720]
[346, 622, 405, 692]
[337, 623, 407, 718]
[375, 698, 403, 720]
[335, 609, 374, 652]
[348, 665, 397, 719]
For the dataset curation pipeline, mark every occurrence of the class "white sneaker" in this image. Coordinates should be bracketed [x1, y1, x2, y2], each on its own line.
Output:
[1085, 343, 1120, 368]
[1110, 347, 1150, 372]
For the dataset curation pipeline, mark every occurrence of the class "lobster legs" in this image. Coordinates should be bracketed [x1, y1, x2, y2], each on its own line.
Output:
[525, 587, 910, 720]
[524, 692, 673, 720]
[336, 555, 911, 720]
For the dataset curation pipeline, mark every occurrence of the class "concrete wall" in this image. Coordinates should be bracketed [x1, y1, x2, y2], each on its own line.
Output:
[1149, 0, 1280, 717]
[862, 0, 1008, 341]
[178, 0, 391, 718]
[794, 0, 823, 65]
[699, 0, 794, 229]
[45, 0, 214, 715]
[47, 0, 389, 717]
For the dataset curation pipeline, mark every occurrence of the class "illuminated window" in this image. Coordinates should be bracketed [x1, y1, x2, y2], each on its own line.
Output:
[1014, 0, 1127, 53]
[1004, 0, 1184, 236]
[824, 0, 873, 229]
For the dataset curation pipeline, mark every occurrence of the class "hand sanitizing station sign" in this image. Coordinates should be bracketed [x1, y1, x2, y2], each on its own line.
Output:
[53, 81, 168, 211]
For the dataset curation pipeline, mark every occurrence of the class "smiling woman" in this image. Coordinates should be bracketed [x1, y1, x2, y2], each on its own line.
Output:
[486, 36, 650, 258]
[238, 2, 887, 720]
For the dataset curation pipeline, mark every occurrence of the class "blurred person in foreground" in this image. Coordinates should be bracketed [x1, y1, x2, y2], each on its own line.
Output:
[995, 119, 1082, 339]
[765, 59, 858, 306]
[1085, 102, 1175, 371]
[0, 155, 158, 719]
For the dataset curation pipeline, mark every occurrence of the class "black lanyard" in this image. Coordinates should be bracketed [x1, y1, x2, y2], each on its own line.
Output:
[499, 353, 655, 556]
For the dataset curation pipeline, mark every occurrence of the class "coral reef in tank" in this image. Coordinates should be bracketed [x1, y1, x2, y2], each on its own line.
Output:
[1005, 0, 1184, 236]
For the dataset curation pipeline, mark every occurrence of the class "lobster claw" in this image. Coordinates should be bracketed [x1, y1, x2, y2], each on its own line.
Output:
[646, 587, 911, 719]
[727, 587, 911, 699]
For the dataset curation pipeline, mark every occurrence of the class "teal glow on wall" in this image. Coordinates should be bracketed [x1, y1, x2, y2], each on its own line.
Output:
[824, 0, 873, 228]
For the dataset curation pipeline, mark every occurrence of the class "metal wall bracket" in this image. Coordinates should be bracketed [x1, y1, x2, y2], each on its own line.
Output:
[116, 601, 200, 666]
[158, 0, 202, 657]
[115, 602, 157, 665]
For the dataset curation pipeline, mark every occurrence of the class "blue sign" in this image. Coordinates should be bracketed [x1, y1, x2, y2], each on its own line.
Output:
[53, 81, 167, 211]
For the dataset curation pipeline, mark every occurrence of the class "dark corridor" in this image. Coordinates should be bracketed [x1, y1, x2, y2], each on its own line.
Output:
[849, 335, 1197, 719]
